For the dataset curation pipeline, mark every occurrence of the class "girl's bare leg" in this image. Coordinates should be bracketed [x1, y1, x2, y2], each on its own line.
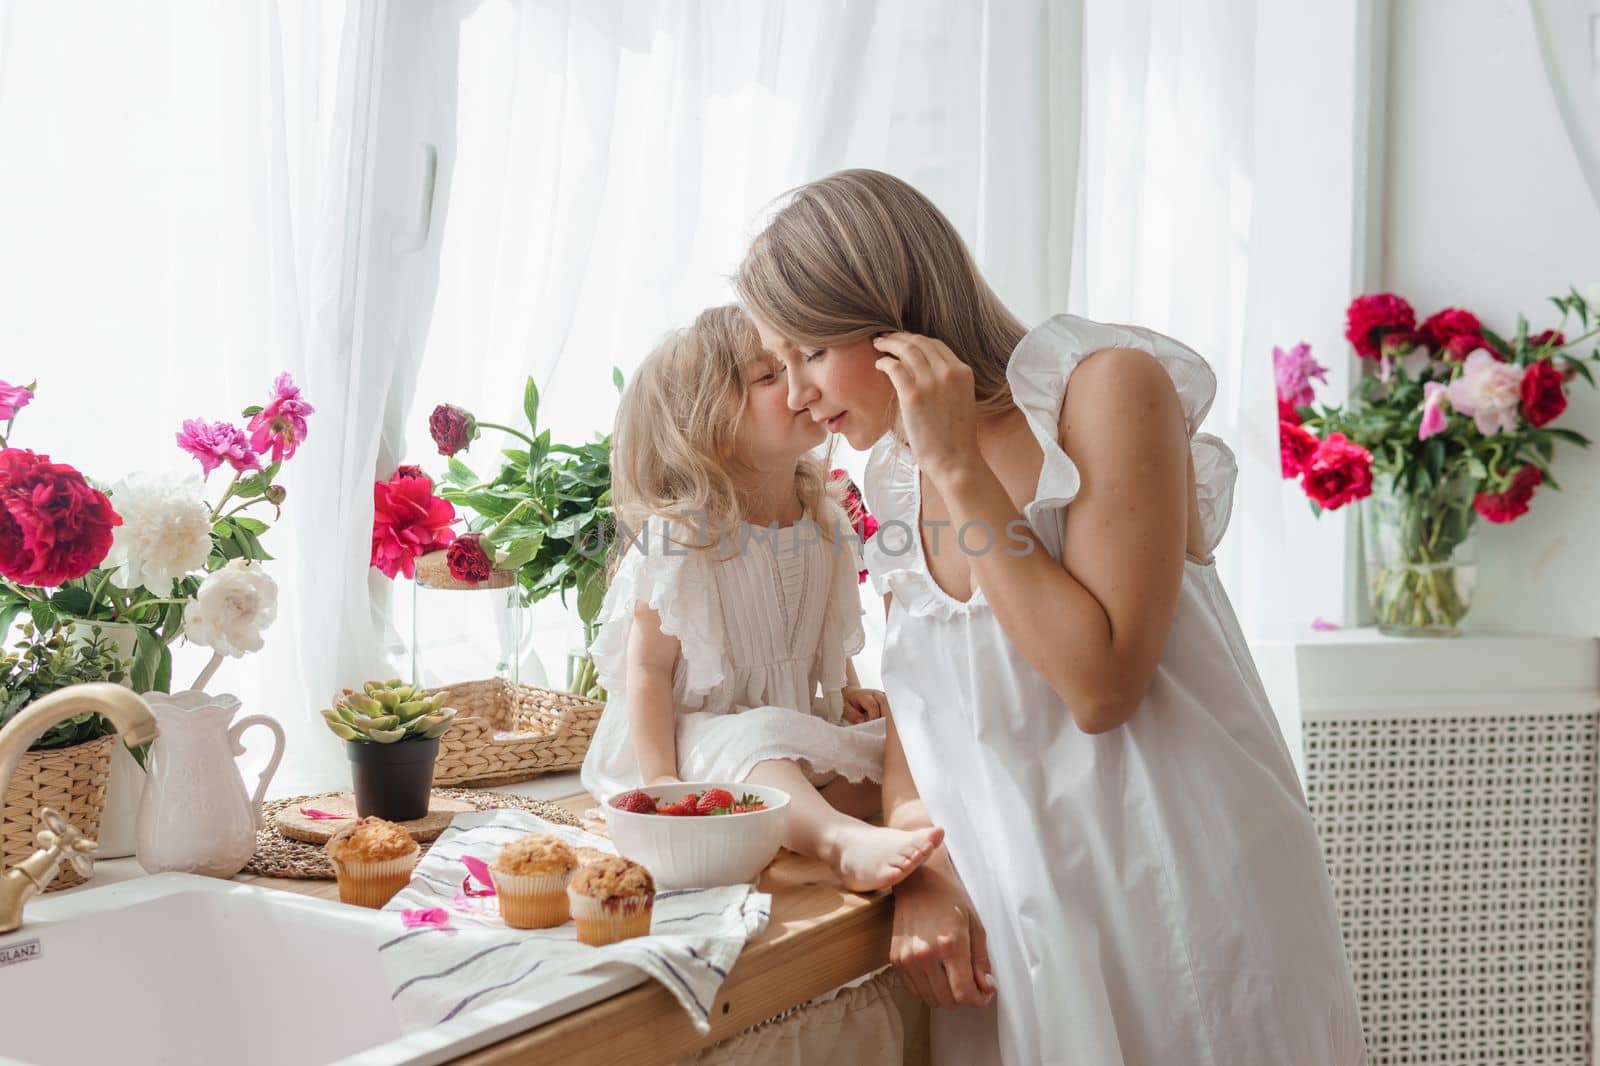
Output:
[746, 759, 941, 893]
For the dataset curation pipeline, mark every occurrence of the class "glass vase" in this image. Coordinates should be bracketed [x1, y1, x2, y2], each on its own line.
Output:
[405, 570, 548, 689]
[1362, 469, 1479, 637]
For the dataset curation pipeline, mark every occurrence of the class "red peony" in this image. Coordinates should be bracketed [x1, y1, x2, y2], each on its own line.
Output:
[1519, 359, 1567, 428]
[1444, 335, 1495, 363]
[1300, 433, 1373, 510]
[1419, 308, 1482, 352]
[1279, 421, 1321, 479]
[371, 468, 457, 579]
[429, 404, 478, 457]
[0, 448, 120, 587]
[446, 532, 494, 584]
[1344, 294, 1417, 360]
[393, 464, 430, 485]
[1528, 329, 1567, 350]
[1474, 465, 1542, 524]
[1278, 397, 1302, 425]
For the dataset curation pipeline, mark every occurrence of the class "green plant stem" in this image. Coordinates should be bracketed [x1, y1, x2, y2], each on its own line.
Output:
[209, 471, 243, 520]
[476, 421, 539, 449]
[0, 577, 40, 602]
[220, 497, 270, 519]
[124, 596, 191, 613]
[85, 569, 115, 617]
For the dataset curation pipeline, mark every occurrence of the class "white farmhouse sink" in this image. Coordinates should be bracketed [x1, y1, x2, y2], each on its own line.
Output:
[0, 873, 643, 1066]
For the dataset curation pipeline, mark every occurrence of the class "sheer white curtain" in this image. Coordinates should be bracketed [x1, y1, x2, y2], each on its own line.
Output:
[384, 0, 1080, 692]
[1069, 0, 1375, 766]
[0, 0, 369, 793]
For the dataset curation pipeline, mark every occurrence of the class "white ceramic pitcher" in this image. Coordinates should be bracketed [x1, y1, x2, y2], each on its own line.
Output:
[135, 691, 285, 878]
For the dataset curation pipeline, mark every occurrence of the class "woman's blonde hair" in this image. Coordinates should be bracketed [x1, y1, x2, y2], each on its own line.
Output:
[735, 168, 1027, 422]
[609, 305, 841, 561]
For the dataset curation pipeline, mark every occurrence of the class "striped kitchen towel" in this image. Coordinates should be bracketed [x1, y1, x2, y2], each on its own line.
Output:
[378, 809, 770, 1033]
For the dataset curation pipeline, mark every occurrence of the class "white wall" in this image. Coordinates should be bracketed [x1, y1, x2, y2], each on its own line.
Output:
[1381, 0, 1600, 636]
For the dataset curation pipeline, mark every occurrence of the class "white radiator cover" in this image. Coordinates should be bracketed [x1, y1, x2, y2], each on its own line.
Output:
[1298, 630, 1600, 1065]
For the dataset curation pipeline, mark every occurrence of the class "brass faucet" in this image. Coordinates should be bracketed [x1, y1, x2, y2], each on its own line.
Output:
[0, 683, 158, 934]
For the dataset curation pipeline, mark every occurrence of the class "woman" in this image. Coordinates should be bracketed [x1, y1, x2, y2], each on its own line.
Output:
[735, 169, 1365, 1065]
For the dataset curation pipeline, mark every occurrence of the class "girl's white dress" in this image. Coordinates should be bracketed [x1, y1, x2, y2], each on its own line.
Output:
[863, 314, 1366, 1066]
[581, 512, 885, 803]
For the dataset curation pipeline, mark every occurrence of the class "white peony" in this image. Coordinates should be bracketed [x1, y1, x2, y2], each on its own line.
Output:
[103, 473, 214, 593]
[184, 559, 278, 657]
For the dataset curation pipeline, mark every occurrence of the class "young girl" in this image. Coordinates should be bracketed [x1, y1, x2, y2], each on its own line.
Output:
[738, 171, 1365, 1064]
[580, 305, 944, 893]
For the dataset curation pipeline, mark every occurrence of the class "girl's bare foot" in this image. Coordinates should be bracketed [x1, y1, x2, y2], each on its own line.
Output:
[825, 824, 945, 892]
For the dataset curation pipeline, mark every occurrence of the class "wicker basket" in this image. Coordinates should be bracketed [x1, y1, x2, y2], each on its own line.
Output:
[428, 678, 604, 787]
[1, 733, 114, 891]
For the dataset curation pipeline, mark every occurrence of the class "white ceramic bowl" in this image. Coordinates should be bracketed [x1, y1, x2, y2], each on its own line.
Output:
[601, 781, 790, 889]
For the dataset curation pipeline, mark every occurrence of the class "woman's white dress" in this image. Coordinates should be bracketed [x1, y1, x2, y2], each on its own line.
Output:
[863, 314, 1366, 1065]
[581, 513, 885, 803]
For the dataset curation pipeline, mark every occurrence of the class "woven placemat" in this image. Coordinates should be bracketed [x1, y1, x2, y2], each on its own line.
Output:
[242, 787, 584, 880]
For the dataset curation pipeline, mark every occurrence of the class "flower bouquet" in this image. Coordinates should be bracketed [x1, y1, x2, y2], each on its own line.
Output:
[372, 375, 615, 699]
[0, 374, 307, 730]
[1278, 288, 1598, 635]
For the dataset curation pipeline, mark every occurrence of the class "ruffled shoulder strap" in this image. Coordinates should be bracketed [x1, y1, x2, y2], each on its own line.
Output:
[1007, 314, 1238, 555]
[588, 516, 727, 700]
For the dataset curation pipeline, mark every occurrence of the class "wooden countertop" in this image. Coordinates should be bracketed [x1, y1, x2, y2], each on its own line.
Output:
[245, 791, 896, 1065]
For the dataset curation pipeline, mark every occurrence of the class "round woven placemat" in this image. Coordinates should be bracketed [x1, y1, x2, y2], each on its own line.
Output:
[241, 788, 584, 880]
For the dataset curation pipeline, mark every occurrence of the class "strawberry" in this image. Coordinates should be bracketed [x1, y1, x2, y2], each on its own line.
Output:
[733, 802, 768, 813]
[696, 788, 736, 816]
[612, 790, 657, 814]
[661, 795, 700, 817]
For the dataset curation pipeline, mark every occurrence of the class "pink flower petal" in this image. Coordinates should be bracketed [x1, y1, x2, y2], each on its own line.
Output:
[1311, 616, 1341, 631]
[461, 855, 497, 894]
[299, 807, 349, 820]
[401, 907, 451, 929]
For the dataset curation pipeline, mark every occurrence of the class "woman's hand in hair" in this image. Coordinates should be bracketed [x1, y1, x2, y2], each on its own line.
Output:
[872, 332, 980, 485]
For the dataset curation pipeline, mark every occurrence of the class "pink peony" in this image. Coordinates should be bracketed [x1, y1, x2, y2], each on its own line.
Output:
[176, 419, 261, 476]
[1446, 349, 1525, 436]
[1272, 342, 1328, 409]
[1418, 382, 1450, 441]
[246, 373, 315, 463]
[371, 468, 457, 579]
[0, 381, 34, 422]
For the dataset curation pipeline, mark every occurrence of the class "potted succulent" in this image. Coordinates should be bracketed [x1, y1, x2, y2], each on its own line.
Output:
[322, 679, 456, 821]
[0, 620, 130, 889]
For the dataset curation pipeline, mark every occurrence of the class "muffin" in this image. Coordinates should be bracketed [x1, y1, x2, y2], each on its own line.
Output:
[325, 818, 419, 908]
[490, 834, 579, 929]
[567, 855, 655, 946]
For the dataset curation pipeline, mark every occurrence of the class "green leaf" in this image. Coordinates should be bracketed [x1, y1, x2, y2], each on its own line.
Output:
[613, 366, 625, 393]
[1544, 427, 1591, 447]
[27, 601, 56, 632]
[1479, 327, 1514, 359]
[241, 404, 263, 417]
[523, 377, 540, 432]
[233, 517, 269, 535]
[153, 644, 172, 694]
[130, 625, 162, 693]
[576, 569, 607, 625]
[445, 457, 479, 487]
[499, 533, 544, 572]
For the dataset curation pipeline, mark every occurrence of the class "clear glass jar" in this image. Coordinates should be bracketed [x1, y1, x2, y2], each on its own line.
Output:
[1362, 469, 1479, 637]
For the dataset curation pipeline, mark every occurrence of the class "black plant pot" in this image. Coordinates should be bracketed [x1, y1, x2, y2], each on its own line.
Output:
[347, 737, 441, 821]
